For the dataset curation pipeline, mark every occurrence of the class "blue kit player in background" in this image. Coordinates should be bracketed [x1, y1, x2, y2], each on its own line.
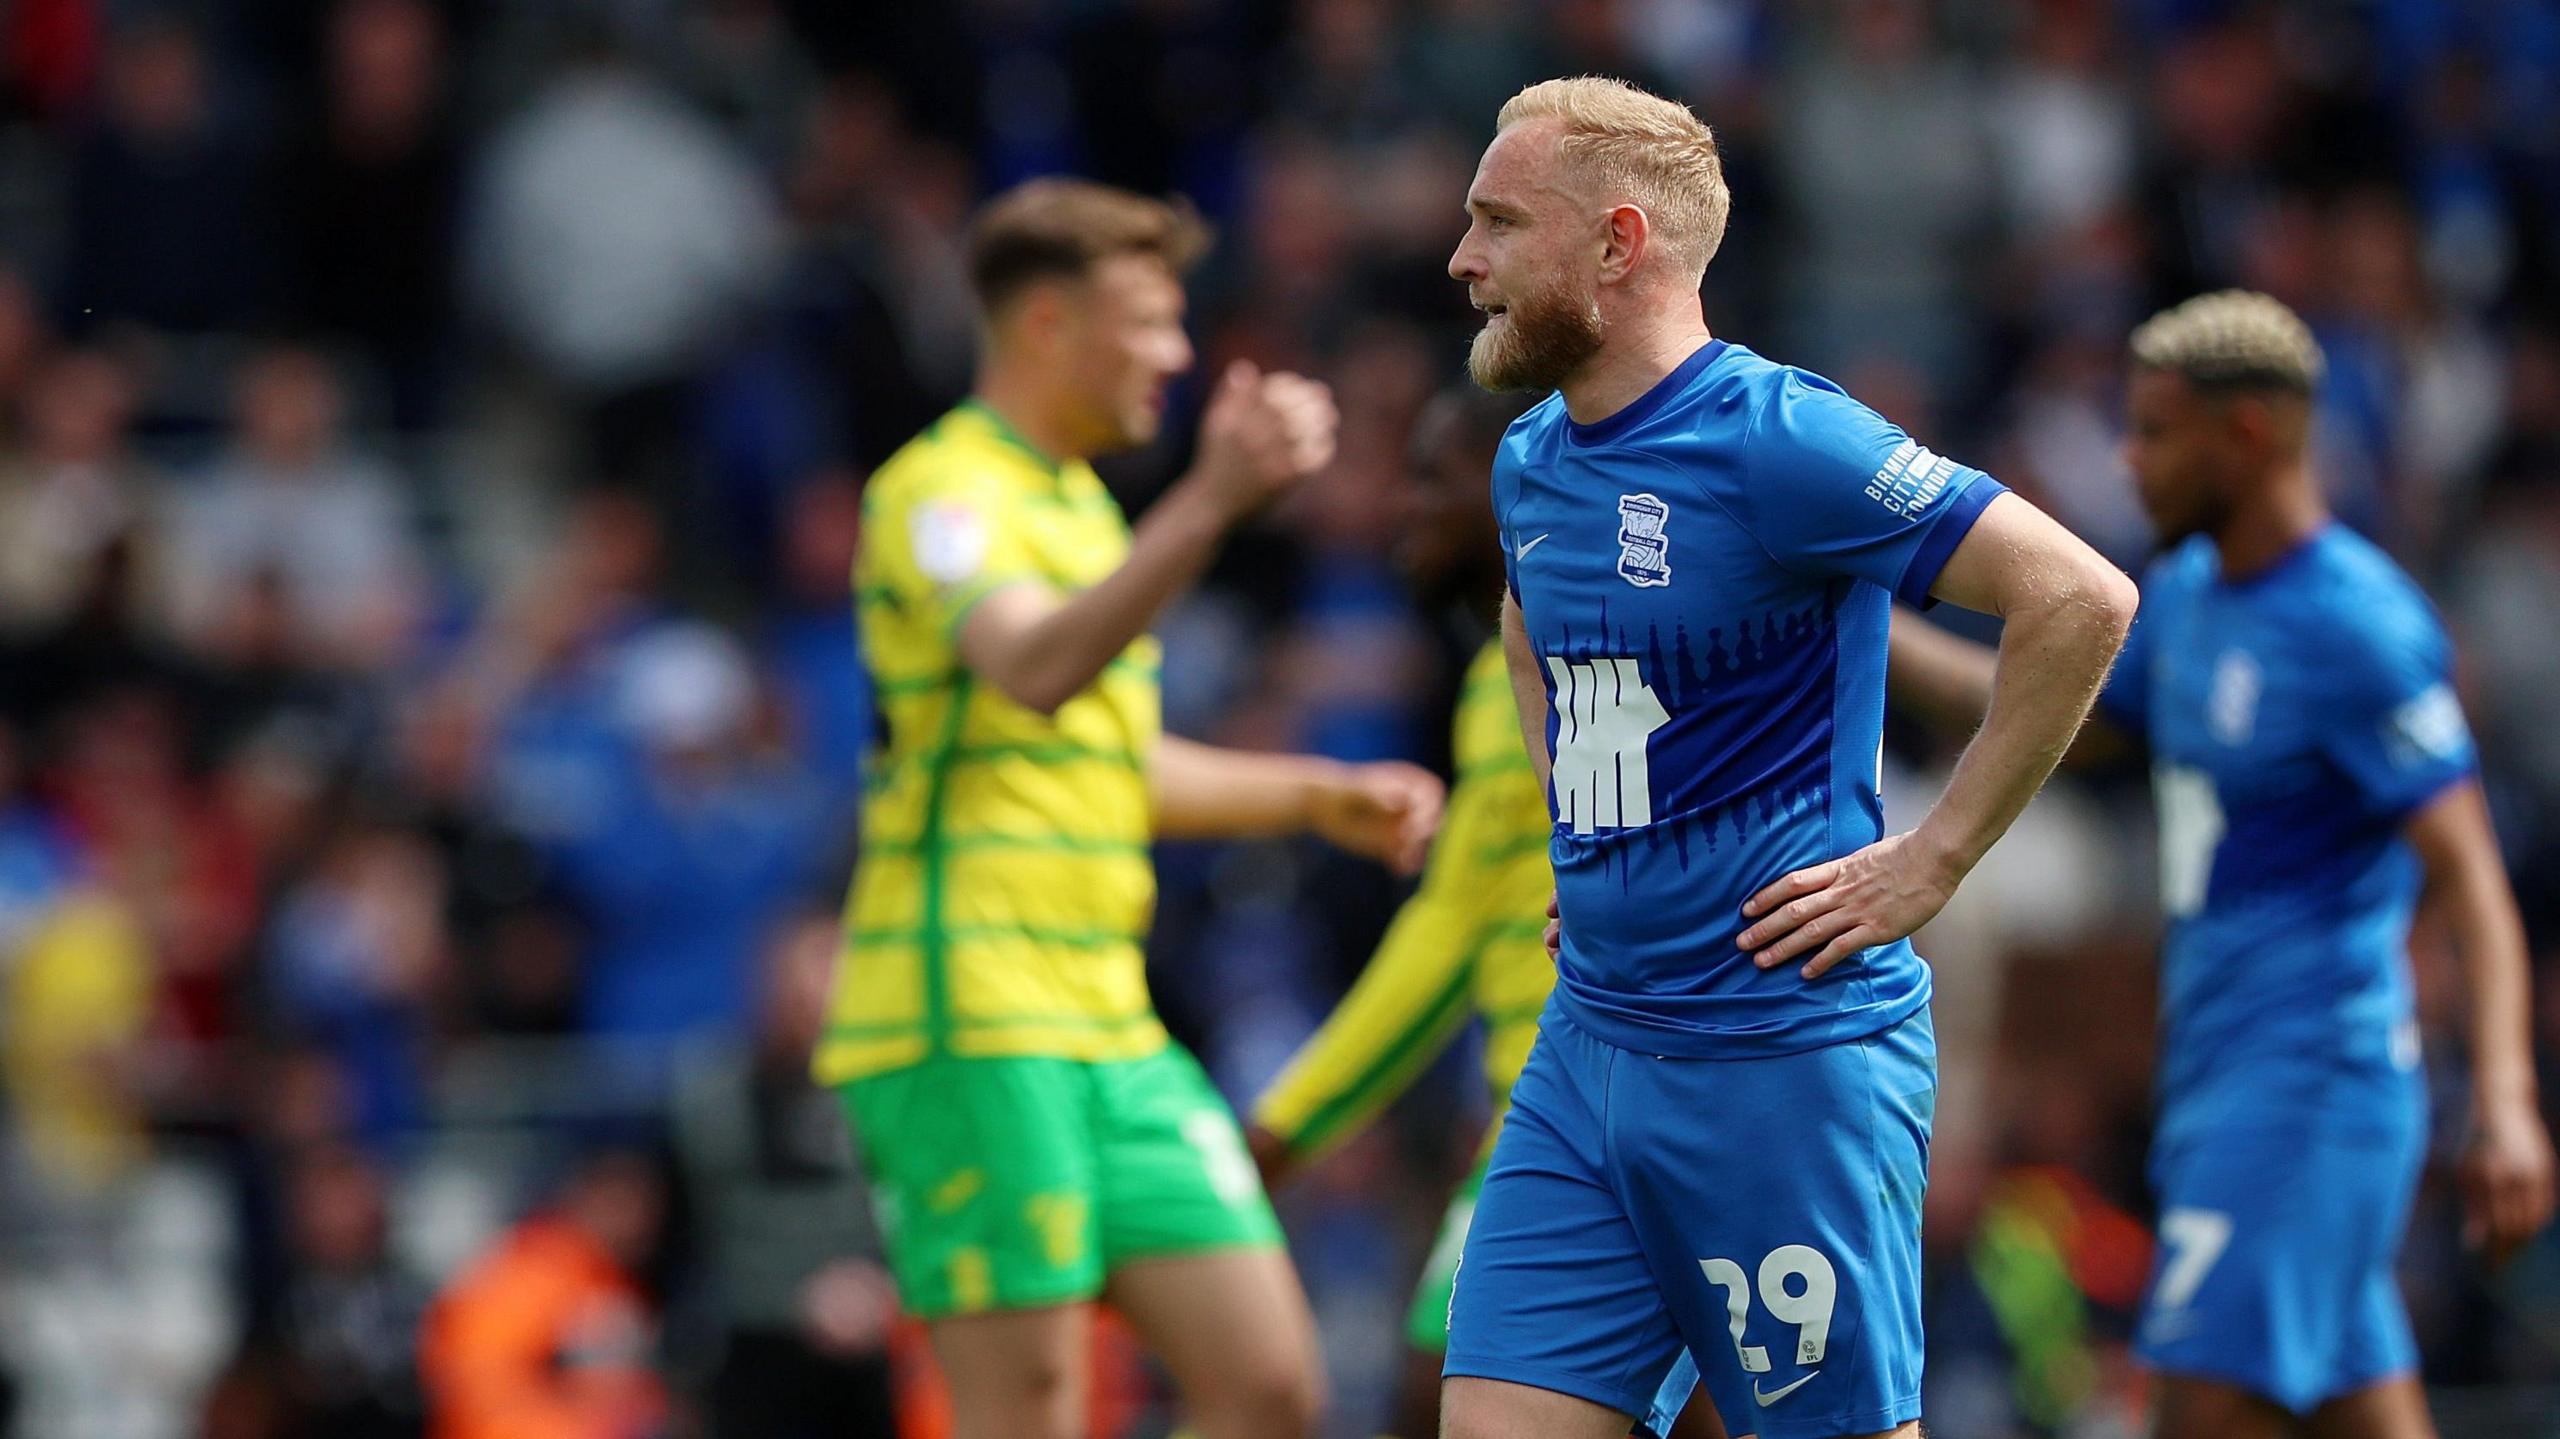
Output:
[1889, 291, 2558, 1439]
[1437, 77, 2137, 1439]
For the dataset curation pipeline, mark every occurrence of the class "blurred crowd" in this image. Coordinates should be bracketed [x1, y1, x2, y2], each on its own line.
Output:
[0, 1, 2555, 1436]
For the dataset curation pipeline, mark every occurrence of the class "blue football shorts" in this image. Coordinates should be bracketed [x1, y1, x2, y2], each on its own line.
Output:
[2136, 1099, 2426, 1413]
[1446, 1002, 1936, 1439]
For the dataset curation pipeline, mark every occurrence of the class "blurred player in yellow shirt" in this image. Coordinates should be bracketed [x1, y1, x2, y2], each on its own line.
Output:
[821, 177, 1443, 1439]
[1247, 386, 1726, 1439]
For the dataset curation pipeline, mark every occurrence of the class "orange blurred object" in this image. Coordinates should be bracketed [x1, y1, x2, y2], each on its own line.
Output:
[419, 1216, 669, 1439]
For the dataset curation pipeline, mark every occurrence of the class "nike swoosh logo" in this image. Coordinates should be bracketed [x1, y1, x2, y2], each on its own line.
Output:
[1515, 533, 1551, 560]
[1754, 1372, 1819, 1407]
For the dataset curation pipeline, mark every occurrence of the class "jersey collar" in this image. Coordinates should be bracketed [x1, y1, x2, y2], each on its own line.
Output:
[957, 398, 1067, 480]
[1564, 339, 1727, 448]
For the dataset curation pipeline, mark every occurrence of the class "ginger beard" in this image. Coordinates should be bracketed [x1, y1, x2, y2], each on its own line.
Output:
[1466, 268, 1605, 394]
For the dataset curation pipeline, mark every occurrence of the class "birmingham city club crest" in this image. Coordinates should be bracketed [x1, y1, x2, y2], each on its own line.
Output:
[1617, 493, 1671, 587]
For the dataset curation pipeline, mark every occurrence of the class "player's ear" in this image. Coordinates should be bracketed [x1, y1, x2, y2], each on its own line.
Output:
[2229, 392, 2296, 460]
[998, 280, 1076, 354]
[1598, 203, 1648, 284]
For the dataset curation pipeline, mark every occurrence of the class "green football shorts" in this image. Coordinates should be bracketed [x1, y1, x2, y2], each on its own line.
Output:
[839, 1043, 1283, 1319]
[1407, 1145, 1489, 1351]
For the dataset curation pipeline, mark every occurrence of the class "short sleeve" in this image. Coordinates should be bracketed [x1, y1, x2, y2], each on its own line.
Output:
[1739, 373, 2007, 608]
[869, 463, 1049, 641]
[2318, 608, 2476, 820]
[1492, 425, 1531, 604]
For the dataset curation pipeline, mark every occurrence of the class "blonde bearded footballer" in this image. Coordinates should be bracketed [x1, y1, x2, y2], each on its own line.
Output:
[820, 179, 1444, 1439]
[1245, 385, 1728, 1439]
[1439, 79, 2131, 1439]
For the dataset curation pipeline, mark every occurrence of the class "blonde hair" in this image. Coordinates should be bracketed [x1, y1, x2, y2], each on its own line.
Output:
[1496, 76, 1731, 277]
[2129, 290, 2325, 394]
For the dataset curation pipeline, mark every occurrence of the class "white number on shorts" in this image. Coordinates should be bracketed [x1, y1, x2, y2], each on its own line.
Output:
[2154, 1207, 2233, 1313]
[1698, 1245, 1839, 1371]
[1697, 1259, 1770, 1373]
[1180, 1111, 1261, 1205]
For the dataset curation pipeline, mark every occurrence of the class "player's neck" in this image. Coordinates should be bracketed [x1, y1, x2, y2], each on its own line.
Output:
[1559, 314, 1714, 427]
[2213, 466, 2329, 581]
[970, 370, 1085, 465]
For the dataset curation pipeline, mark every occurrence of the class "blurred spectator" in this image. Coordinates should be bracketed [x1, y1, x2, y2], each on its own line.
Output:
[1986, 0, 2136, 249]
[1773, 0, 1994, 391]
[777, 77, 972, 467]
[162, 346, 426, 670]
[2, 890, 152, 1197]
[0, 1143, 238, 1439]
[460, 491, 671, 853]
[279, 0, 461, 430]
[62, 13, 274, 336]
[3, 0, 101, 122]
[670, 908, 898, 1438]
[419, 1147, 669, 1439]
[541, 620, 841, 1050]
[2135, 14, 2294, 310]
[0, 350, 169, 637]
[466, 20, 781, 501]
[450, 493, 844, 1054]
[223, 1145, 429, 1439]
[264, 820, 451, 1147]
[43, 686, 262, 1096]
[672, 0, 821, 170]
[0, 723, 75, 953]
[1993, 332, 2152, 566]
[762, 472, 871, 797]
[0, 268, 53, 429]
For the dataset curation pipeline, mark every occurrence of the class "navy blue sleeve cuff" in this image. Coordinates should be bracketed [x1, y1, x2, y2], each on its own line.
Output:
[2371, 761, 2478, 828]
[1894, 474, 2008, 610]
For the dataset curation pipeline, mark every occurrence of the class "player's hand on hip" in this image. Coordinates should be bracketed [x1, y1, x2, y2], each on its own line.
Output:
[1738, 831, 1962, 980]
[2459, 1096, 2558, 1265]
[1543, 891, 1561, 960]
[1308, 760, 1444, 875]
[1191, 360, 1337, 520]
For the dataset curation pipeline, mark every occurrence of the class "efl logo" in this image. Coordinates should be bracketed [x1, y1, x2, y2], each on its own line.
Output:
[1617, 493, 1672, 587]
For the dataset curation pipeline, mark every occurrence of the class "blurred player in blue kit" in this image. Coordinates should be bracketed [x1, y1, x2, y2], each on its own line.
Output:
[1889, 290, 2558, 1438]
[1436, 76, 2136, 1439]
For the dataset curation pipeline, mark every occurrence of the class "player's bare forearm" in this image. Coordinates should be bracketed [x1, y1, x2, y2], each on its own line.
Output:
[1740, 495, 2132, 978]
[1904, 495, 2134, 875]
[1151, 734, 1444, 873]
[2410, 783, 2541, 1109]
[1152, 734, 1342, 836]
[960, 365, 1337, 714]
[1889, 605, 2132, 766]
[957, 483, 1235, 715]
[1500, 590, 1552, 792]
[2408, 779, 2557, 1256]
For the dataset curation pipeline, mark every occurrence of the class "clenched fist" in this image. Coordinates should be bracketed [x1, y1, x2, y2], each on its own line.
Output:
[1189, 360, 1337, 521]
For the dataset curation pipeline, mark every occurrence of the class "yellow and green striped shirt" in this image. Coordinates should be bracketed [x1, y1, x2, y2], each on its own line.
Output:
[816, 402, 1169, 1084]
[1251, 641, 1554, 1161]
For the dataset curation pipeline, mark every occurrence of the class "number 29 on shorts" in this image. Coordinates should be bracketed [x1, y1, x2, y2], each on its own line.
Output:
[1699, 1245, 1839, 1371]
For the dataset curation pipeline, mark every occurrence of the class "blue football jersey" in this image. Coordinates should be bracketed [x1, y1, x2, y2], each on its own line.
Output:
[2100, 527, 2475, 1144]
[1496, 340, 2006, 1058]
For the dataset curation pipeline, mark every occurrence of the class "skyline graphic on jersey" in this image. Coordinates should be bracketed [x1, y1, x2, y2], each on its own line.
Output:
[1540, 598, 1839, 882]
